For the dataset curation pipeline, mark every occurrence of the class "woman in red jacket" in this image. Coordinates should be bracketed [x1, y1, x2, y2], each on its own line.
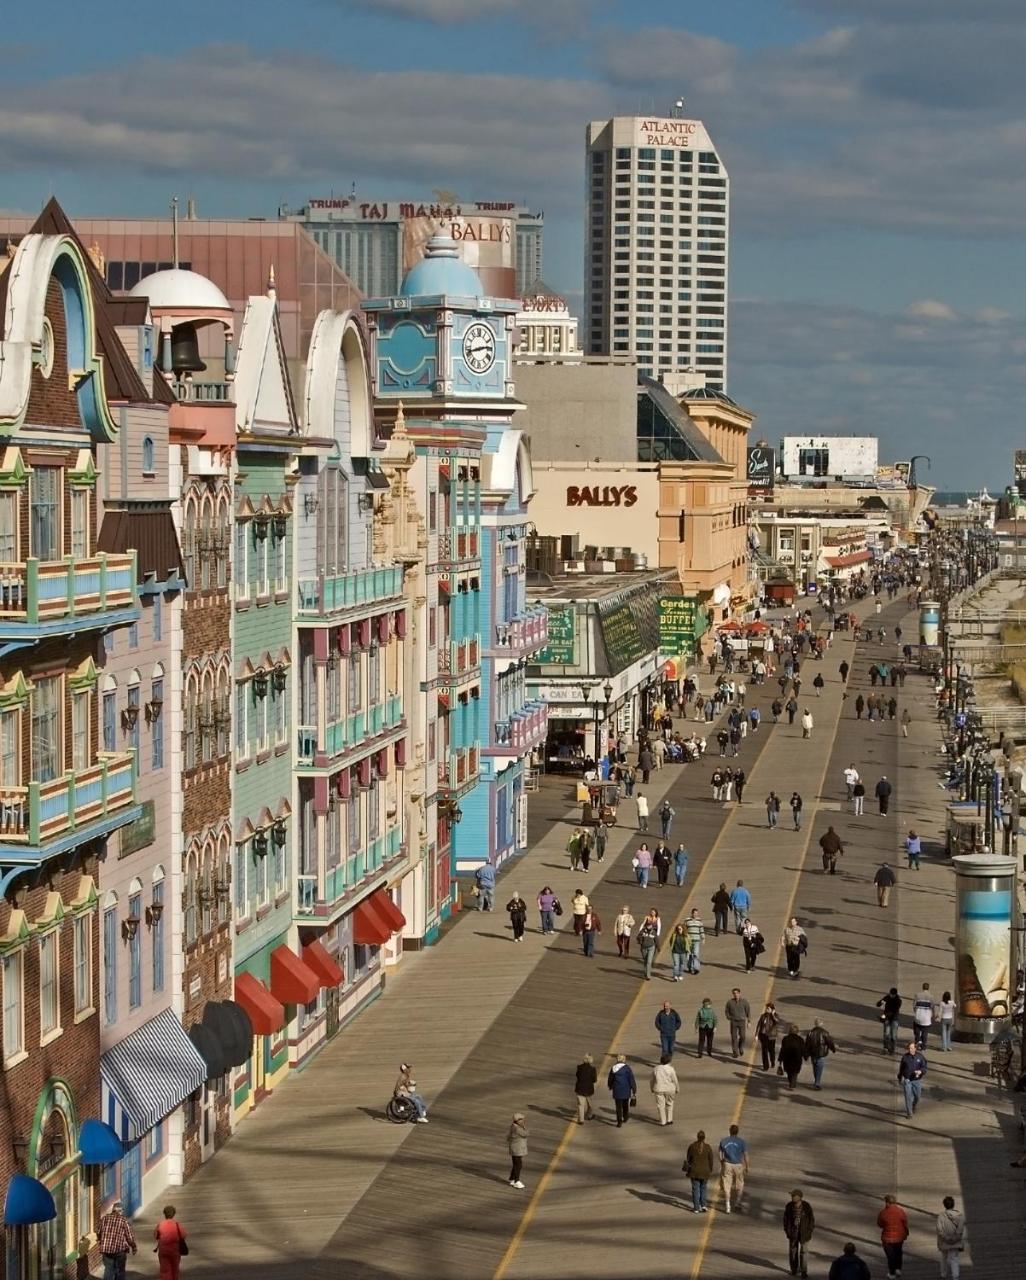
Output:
[153, 1204, 188, 1280]
[876, 1194, 909, 1278]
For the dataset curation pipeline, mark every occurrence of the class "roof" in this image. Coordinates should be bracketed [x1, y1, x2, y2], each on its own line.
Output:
[96, 508, 185, 584]
[681, 385, 744, 409]
[526, 566, 677, 604]
[130, 266, 231, 312]
[400, 235, 483, 299]
[826, 550, 873, 568]
[637, 375, 725, 464]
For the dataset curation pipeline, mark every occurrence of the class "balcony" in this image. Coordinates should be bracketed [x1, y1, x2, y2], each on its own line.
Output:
[0, 751, 138, 859]
[493, 607, 548, 657]
[0, 553, 139, 644]
[295, 694, 405, 768]
[436, 637, 481, 686]
[438, 527, 480, 565]
[492, 701, 549, 756]
[295, 824, 404, 920]
[297, 565, 403, 619]
[439, 742, 480, 798]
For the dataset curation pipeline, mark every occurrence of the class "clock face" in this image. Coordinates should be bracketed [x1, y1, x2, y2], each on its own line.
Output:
[462, 322, 496, 374]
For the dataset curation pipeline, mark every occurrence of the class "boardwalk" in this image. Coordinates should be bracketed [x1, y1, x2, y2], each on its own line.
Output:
[126, 603, 1023, 1280]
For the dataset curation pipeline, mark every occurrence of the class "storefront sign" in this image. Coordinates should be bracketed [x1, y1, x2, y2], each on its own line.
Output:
[600, 601, 647, 670]
[119, 799, 155, 857]
[522, 294, 568, 313]
[537, 607, 576, 664]
[659, 595, 703, 657]
[747, 446, 775, 491]
[566, 485, 638, 508]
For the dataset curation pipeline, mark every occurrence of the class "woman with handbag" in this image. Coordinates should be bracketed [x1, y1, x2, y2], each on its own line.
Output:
[782, 917, 808, 978]
[154, 1205, 188, 1280]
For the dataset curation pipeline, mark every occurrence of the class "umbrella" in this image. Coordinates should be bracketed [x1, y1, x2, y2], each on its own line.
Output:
[744, 620, 771, 635]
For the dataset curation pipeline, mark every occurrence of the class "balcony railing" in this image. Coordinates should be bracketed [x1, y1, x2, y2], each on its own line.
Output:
[440, 742, 481, 795]
[494, 606, 549, 655]
[297, 565, 403, 617]
[437, 637, 481, 682]
[296, 695, 405, 765]
[0, 553, 138, 632]
[0, 751, 136, 849]
[172, 379, 233, 403]
[493, 701, 549, 753]
[438, 527, 480, 565]
[295, 822, 405, 918]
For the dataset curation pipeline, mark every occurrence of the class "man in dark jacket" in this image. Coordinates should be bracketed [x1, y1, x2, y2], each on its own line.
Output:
[574, 1054, 597, 1123]
[818, 827, 844, 874]
[874, 862, 897, 908]
[897, 1042, 927, 1118]
[638, 746, 654, 783]
[607, 1054, 637, 1126]
[783, 1189, 816, 1277]
[655, 1001, 682, 1057]
[803, 1019, 837, 1090]
[875, 775, 893, 815]
[828, 1242, 871, 1280]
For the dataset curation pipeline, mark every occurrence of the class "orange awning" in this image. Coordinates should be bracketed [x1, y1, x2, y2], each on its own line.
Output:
[353, 896, 393, 946]
[235, 972, 285, 1036]
[302, 940, 345, 989]
[270, 945, 320, 1006]
[374, 891, 406, 932]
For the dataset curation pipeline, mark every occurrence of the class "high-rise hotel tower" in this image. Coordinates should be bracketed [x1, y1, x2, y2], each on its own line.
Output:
[584, 114, 729, 389]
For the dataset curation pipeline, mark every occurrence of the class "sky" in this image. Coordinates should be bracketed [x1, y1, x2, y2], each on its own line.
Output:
[3, 0, 1024, 488]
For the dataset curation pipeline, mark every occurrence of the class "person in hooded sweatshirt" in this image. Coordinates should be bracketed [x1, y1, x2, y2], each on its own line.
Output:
[936, 1196, 966, 1278]
[607, 1053, 637, 1126]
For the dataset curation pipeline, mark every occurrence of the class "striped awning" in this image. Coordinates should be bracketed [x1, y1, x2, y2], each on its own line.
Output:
[100, 1008, 208, 1142]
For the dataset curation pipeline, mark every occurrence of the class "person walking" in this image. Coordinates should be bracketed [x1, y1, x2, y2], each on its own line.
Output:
[725, 988, 752, 1058]
[766, 790, 781, 829]
[506, 892, 528, 943]
[780, 1024, 806, 1090]
[854, 693, 865, 720]
[668, 923, 690, 981]
[786, 696, 799, 725]
[636, 791, 650, 833]
[897, 1041, 928, 1118]
[475, 860, 496, 911]
[537, 886, 558, 935]
[772, 697, 784, 723]
[684, 1131, 715, 1213]
[650, 1053, 679, 1126]
[579, 827, 593, 872]
[567, 828, 584, 871]
[877, 1194, 909, 1279]
[876, 987, 902, 1054]
[607, 1054, 637, 1126]
[936, 1196, 966, 1278]
[695, 998, 717, 1056]
[734, 768, 747, 802]
[711, 883, 732, 936]
[741, 918, 764, 971]
[900, 707, 911, 737]
[875, 775, 893, 815]
[783, 1189, 816, 1278]
[843, 763, 859, 800]
[874, 862, 896, 907]
[574, 1054, 597, 1123]
[571, 888, 590, 935]
[812, 672, 825, 697]
[913, 982, 934, 1047]
[633, 843, 653, 888]
[804, 1018, 837, 1090]
[659, 799, 675, 839]
[819, 826, 844, 874]
[594, 825, 608, 863]
[581, 906, 601, 957]
[904, 829, 922, 870]
[828, 1243, 872, 1280]
[652, 841, 672, 887]
[638, 744, 654, 783]
[685, 908, 705, 974]
[507, 1112, 528, 1188]
[656, 1000, 682, 1057]
[756, 1001, 780, 1070]
[98, 1200, 137, 1280]
[938, 990, 956, 1051]
[614, 905, 635, 958]
[790, 791, 804, 830]
[637, 909, 661, 979]
[839, 659, 850, 683]
[153, 1206, 187, 1280]
[729, 880, 751, 933]
[852, 777, 866, 815]
[801, 708, 814, 738]
[718, 1124, 749, 1213]
[782, 917, 808, 977]
[887, 695, 898, 721]
[673, 843, 689, 886]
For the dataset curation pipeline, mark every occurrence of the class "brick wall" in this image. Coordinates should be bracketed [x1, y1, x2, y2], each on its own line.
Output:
[24, 280, 82, 429]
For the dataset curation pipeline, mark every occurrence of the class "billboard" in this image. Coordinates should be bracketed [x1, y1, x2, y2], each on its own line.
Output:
[403, 214, 516, 300]
[659, 595, 703, 659]
[537, 607, 576, 665]
[1015, 450, 1026, 498]
[746, 446, 775, 491]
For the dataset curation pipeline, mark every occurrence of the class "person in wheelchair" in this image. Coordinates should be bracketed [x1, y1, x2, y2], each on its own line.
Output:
[394, 1063, 429, 1122]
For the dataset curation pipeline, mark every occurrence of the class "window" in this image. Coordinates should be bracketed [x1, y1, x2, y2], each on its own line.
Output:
[274, 835, 287, 896]
[29, 466, 60, 560]
[367, 646, 380, 708]
[2, 951, 23, 1060]
[147, 1123, 163, 1161]
[142, 436, 155, 475]
[151, 678, 164, 769]
[70, 489, 90, 559]
[235, 683, 249, 757]
[39, 934, 59, 1034]
[257, 527, 270, 596]
[347, 654, 362, 713]
[368, 779, 380, 842]
[152, 594, 162, 642]
[255, 847, 268, 908]
[273, 684, 287, 746]
[126, 680, 140, 756]
[103, 904, 117, 1025]
[31, 675, 61, 782]
[0, 490, 17, 560]
[347, 792, 361, 856]
[256, 689, 269, 753]
[234, 846, 248, 915]
[274, 527, 287, 592]
[428, 490, 437, 533]
[184, 860, 197, 947]
[70, 690, 90, 772]
[799, 447, 830, 477]
[73, 915, 91, 1015]
[0, 709, 18, 787]
[235, 520, 250, 599]
[128, 622, 139, 649]
[318, 469, 347, 574]
[128, 891, 142, 1009]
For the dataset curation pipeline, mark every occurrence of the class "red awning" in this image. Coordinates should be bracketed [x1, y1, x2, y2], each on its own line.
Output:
[374, 891, 406, 932]
[235, 972, 285, 1036]
[353, 896, 393, 946]
[302, 940, 345, 989]
[826, 550, 872, 568]
[270, 945, 320, 1005]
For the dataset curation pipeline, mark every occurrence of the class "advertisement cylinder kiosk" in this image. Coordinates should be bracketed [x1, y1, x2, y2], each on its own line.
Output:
[951, 854, 1019, 1040]
[920, 599, 941, 648]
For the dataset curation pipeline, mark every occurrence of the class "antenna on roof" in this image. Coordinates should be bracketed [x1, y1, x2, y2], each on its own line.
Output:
[171, 195, 180, 269]
[673, 98, 686, 118]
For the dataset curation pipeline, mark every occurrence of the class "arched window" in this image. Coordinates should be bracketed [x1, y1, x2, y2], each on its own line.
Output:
[200, 495, 214, 591]
[183, 669, 199, 770]
[101, 674, 117, 753]
[142, 436, 155, 475]
[200, 667, 215, 763]
[184, 852, 198, 947]
[182, 491, 198, 588]
[151, 865, 165, 993]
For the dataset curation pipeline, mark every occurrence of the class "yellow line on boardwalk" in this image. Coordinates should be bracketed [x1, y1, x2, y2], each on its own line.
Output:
[492, 805, 740, 1280]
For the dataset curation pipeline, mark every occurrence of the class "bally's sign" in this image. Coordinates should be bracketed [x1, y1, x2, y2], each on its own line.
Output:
[566, 484, 638, 508]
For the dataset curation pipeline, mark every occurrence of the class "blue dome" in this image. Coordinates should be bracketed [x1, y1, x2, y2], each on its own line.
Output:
[400, 235, 483, 299]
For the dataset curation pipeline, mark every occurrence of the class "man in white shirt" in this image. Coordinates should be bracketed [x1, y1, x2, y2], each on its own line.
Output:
[913, 983, 935, 1048]
[843, 764, 860, 801]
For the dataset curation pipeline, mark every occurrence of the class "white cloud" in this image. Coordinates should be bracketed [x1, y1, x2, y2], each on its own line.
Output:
[905, 300, 956, 321]
[347, 0, 594, 27]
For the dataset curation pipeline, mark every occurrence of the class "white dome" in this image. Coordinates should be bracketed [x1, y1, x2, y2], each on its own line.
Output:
[130, 267, 231, 312]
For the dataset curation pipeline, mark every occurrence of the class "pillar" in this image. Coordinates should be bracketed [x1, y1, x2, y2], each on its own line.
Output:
[951, 854, 1019, 1041]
